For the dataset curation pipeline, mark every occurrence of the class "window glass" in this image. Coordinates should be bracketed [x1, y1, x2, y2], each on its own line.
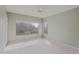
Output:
[44, 23, 48, 34]
[16, 21, 39, 35]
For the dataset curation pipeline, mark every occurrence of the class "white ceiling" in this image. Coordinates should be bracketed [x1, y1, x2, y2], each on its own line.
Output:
[5, 5, 79, 18]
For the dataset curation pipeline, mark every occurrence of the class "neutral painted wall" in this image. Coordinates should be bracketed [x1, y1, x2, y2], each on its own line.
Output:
[8, 13, 41, 43]
[0, 6, 8, 53]
[45, 7, 79, 47]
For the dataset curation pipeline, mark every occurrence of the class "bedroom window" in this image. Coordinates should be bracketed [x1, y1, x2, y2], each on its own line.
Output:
[16, 21, 39, 35]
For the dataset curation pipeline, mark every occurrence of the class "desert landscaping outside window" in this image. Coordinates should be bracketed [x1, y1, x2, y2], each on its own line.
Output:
[16, 21, 39, 35]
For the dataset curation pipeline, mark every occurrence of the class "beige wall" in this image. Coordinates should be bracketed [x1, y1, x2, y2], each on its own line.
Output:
[8, 13, 41, 42]
[0, 6, 8, 52]
[45, 7, 79, 47]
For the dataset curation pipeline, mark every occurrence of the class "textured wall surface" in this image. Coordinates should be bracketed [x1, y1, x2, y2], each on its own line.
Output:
[45, 7, 79, 47]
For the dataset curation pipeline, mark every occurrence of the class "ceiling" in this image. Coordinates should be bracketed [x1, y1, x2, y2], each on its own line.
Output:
[5, 5, 79, 18]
